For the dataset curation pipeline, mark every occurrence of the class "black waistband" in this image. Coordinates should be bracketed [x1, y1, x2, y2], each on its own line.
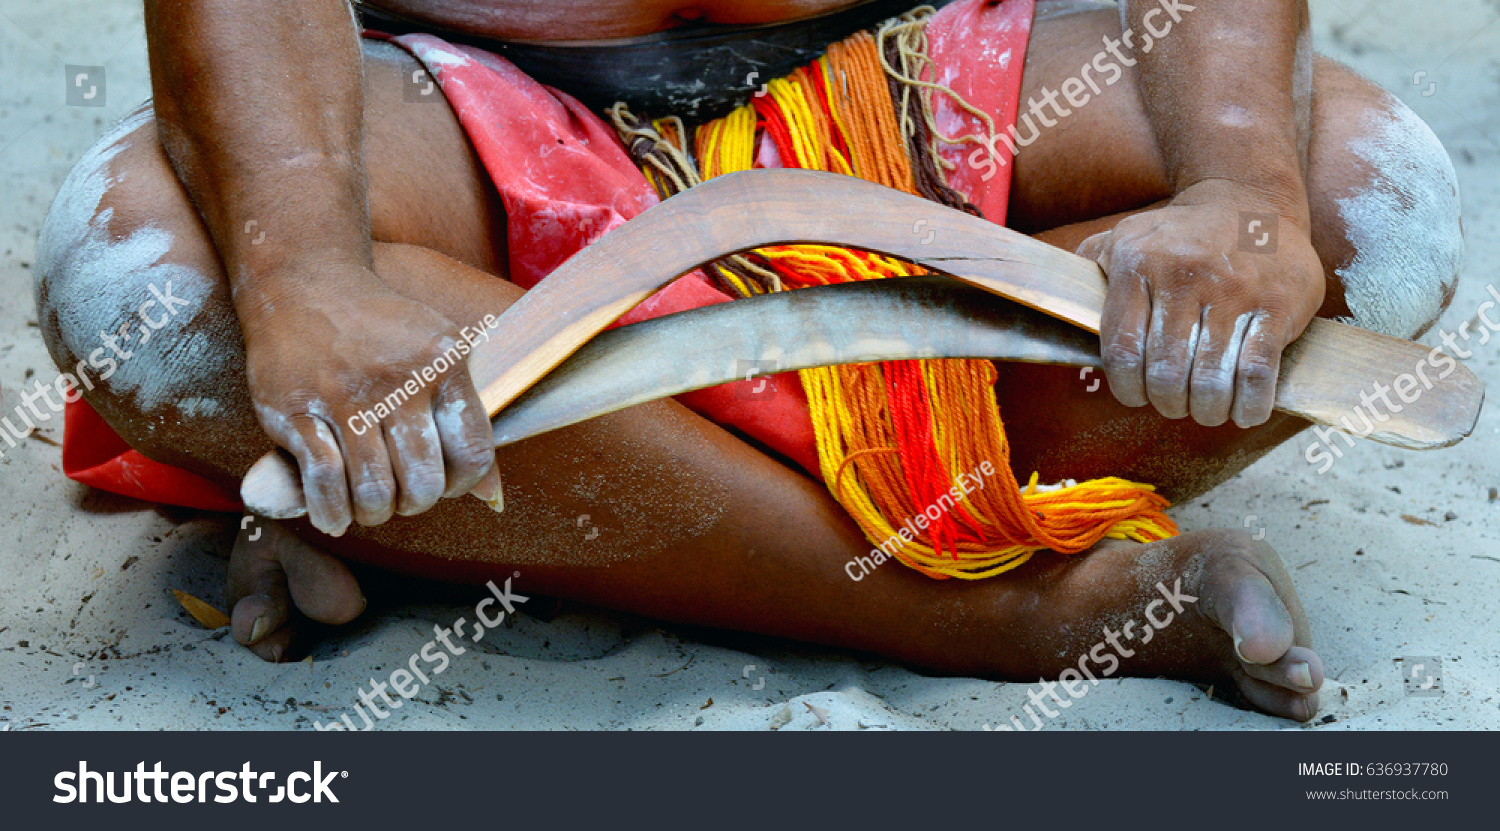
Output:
[356, 1, 955, 121]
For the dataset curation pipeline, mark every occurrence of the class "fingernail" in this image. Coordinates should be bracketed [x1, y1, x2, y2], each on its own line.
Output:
[249, 616, 270, 644]
[1288, 661, 1313, 690]
[269, 644, 284, 663]
[472, 472, 505, 514]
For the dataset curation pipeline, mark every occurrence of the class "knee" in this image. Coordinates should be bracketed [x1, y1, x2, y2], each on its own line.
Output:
[34, 106, 242, 427]
[1320, 73, 1463, 340]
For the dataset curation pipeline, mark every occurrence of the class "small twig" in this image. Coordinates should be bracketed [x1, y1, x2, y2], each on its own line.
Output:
[651, 654, 696, 678]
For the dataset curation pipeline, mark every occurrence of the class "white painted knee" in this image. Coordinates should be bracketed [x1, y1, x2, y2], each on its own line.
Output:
[35, 108, 230, 419]
[1334, 93, 1463, 340]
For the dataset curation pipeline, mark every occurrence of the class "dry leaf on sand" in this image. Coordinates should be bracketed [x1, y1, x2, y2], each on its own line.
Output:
[172, 589, 230, 629]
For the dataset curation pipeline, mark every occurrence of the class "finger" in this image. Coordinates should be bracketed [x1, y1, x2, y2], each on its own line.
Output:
[341, 416, 398, 527]
[254, 406, 350, 535]
[1143, 295, 1200, 420]
[280, 414, 352, 536]
[277, 534, 367, 625]
[385, 415, 446, 516]
[1098, 257, 1152, 409]
[1230, 314, 1284, 428]
[1188, 311, 1253, 427]
[432, 373, 496, 499]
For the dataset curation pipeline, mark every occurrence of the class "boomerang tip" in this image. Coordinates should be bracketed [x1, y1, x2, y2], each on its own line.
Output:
[241, 451, 308, 520]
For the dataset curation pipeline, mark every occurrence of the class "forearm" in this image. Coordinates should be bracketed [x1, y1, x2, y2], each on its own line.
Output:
[1123, 0, 1313, 224]
[144, 0, 372, 327]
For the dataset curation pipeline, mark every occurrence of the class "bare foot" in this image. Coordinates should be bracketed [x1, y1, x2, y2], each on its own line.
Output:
[228, 518, 367, 662]
[997, 528, 1323, 721]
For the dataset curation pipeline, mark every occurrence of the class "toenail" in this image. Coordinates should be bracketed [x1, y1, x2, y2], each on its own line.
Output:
[1231, 624, 1250, 663]
[1289, 662, 1313, 690]
[249, 615, 270, 644]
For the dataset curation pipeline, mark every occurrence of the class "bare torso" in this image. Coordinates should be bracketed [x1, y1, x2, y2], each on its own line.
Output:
[363, 0, 860, 41]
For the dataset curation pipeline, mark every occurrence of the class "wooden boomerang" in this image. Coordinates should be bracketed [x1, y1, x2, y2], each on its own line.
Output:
[242, 169, 1483, 517]
[488, 276, 1103, 446]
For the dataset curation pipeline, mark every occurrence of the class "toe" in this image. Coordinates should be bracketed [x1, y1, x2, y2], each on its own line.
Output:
[1197, 538, 1297, 665]
[229, 590, 296, 662]
[228, 522, 294, 658]
[1236, 645, 1320, 690]
[230, 592, 285, 646]
[1232, 669, 1320, 722]
[1238, 645, 1323, 693]
[277, 531, 367, 625]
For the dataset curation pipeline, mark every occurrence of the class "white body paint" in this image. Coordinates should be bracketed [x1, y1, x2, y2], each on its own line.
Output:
[35, 108, 231, 419]
[1334, 95, 1463, 339]
[433, 397, 470, 443]
[178, 397, 226, 418]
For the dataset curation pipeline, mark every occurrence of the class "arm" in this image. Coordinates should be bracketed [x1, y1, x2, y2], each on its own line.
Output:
[145, 0, 372, 297]
[1086, 0, 1325, 428]
[144, 0, 498, 536]
[1131, 0, 1312, 219]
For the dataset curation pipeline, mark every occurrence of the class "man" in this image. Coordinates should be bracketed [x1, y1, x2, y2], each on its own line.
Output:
[34, 0, 1462, 722]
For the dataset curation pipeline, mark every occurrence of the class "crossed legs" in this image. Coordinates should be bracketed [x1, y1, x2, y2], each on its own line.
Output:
[33, 8, 1460, 721]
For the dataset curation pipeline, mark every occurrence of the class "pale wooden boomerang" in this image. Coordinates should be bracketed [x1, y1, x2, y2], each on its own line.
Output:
[242, 169, 1484, 517]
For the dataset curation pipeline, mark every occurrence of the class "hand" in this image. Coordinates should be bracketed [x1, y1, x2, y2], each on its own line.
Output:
[240, 259, 500, 535]
[1078, 182, 1325, 428]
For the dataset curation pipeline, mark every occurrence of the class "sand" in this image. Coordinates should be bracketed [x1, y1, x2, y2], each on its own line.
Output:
[2, 0, 1498, 731]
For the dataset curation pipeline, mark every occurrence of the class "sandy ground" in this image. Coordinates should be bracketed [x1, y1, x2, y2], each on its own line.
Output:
[2, 0, 1498, 731]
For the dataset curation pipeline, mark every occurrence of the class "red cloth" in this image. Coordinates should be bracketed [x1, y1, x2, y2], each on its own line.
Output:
[62, 398, 242, 511]
[61, 0, 1034, 509]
